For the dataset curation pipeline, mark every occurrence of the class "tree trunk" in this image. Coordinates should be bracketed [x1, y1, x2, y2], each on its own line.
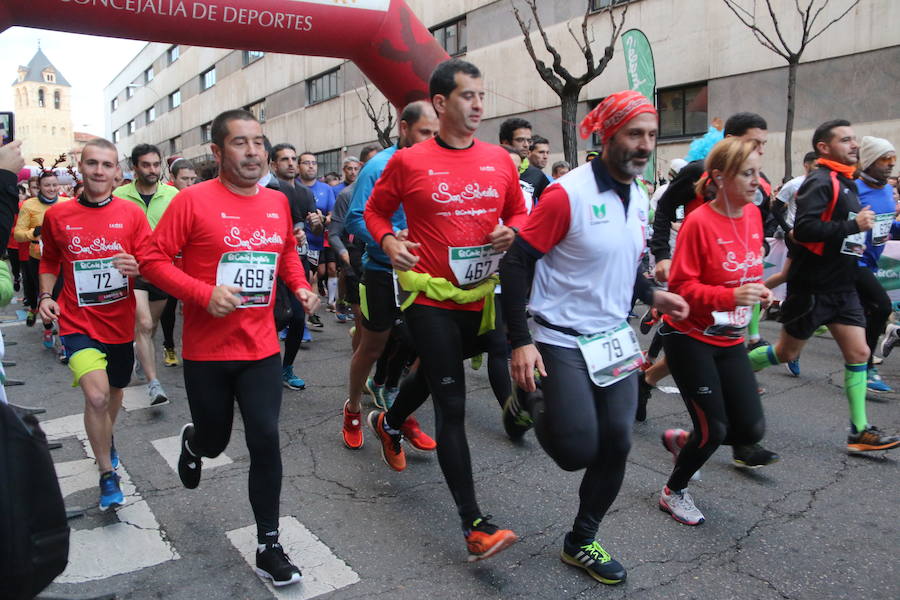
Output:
[784, 59, 798, 180]
[560, 91, 580, 167]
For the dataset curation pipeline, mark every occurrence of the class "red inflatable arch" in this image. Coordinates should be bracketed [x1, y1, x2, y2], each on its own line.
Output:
[0, 0, 449, 108]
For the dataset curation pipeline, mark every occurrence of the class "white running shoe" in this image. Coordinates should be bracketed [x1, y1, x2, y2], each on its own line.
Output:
[659, 486, 705, 525]
[880, 323, 900, 358]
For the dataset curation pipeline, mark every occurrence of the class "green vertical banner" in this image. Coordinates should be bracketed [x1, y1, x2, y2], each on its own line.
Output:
[622, 29, 657, 182]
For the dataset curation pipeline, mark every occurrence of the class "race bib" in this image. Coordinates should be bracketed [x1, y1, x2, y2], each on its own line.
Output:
[705, 305, 752, 338]
[841, 213, 867, 257]
[73, 257, 129, 307]
[576, 322, 643, 387]
[306, 248, 320, 267]
[872, 213, 895, 246]
[216, 251, 277, 308]
[449, 244, 504, 287]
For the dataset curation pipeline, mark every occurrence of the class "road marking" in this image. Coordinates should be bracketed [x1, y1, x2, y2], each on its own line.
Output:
[121, 384, 167, 411]
[226, 516, 360, 599]
[41, 413, 181, 583]
[658, 385, 680, 394]
[151, 434, 233, 473]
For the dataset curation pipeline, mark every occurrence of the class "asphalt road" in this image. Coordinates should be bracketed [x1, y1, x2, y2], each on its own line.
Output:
[6, 303, 898, 600]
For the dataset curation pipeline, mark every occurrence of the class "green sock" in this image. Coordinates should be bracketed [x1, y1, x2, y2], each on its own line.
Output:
[748, 344, 779, 372]
[748, 303, 761, 339]
[844, 363, 868, 433]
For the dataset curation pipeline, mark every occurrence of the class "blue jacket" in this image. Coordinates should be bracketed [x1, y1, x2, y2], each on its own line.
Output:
[856, 179, 900, 271]
[345, 146, 407, 272]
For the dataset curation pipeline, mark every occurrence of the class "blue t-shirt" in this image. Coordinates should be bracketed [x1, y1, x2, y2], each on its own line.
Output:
[856, 179, 900, 271]
[303, 180, 336, 250]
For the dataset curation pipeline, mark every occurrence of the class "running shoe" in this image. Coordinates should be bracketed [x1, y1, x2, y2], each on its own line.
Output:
[342, 400, 364, 449]
[25, 310, 35, 327]
[367, 410, 405, 470]
[98, 471, 125, 511]
[847, 425, 900, 453]
[148, 380, 169, 406]
[177, 423, 202, 489]
[133, 356, 146, 383]
[814, 325, 829, 336]
[659, 486, 704, 525]
[464, 515, 518, 562]
[399, 415, 436, 451]
[348, 326, 356, 338]
[163, 347, 179, 367]
[57, 345, 67, 364]
[866, 368, 893, 393]
[326, 302, 336, 313]
[110, 436, 119, 470]
[307, 314, 324, 329]
[785, 359, 801, 377]
[661, 428, 701, 481]
[255, 543, 302, 587]
[282, 366, 306, 390]
[380, 387, 399, 411]
[639, 307, 658, 335]
[502, 389, 534, 441]
[335, 312, 348, 323]
[364, 376, 383, 404]
[636, 372, 652, 422]
[301, 329, 313, 344]
[13, 277, 19, 292]
[470, 353, 484, 370]
[747, 338, 769, 351]
[560, 533, 626, 584]
[278, 328, 288, 341]
[880, 323, 900, 358]
[732, 443, 780, 468]
[42, 328, 54, 349]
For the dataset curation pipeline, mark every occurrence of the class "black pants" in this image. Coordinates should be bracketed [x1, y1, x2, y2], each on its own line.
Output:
[386, 304, 484, 524]
[662, 332, 765, 491]
[183, 354, 283, 542]
[856, 267, 892, 368]
[282, 294, 306, 369]
[161, 296, 178, 350]
[534, 343, 636, 542]
[477, 295, 511, 408]
[374, 321, 415, 389]
[24, 256, 39, 310]
[7, 250, 21, 284]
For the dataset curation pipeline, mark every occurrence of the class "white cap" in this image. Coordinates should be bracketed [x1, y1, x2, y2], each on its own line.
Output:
[669, 158, 687, 175]
[859, 136, 895, 171]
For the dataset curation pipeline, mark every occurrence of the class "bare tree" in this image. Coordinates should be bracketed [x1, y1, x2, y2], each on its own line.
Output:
[512, 0, 627, 166]
[355, 83, 395, 149]
[722, 0, 860, 178]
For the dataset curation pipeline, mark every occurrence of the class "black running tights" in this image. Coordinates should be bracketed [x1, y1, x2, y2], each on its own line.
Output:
[662, 332, 764, 491]
[282, 294, 306, 368]
[161, 296, 177, 350]
[183, 353, 283, 543]
[856, 267, 892, 369]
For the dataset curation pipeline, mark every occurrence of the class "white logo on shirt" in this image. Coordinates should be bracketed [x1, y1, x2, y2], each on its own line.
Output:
[223, 227, 284, 250]
[65, 225, 83, 231]
[428, 169, 450, 176]
[722, 251, 762, 272]
[220, 212, 240, 220]
[479, 166, 495, 172]
[266, 213, 281, 219]
[716, 238, 733, 245]
[67, 236, 124, 255]
[431, 182, 500, 204]
[109, 223, 123, 229]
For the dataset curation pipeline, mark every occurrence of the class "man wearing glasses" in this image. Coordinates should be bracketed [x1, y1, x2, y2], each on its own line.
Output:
[499, 117, 549, 202]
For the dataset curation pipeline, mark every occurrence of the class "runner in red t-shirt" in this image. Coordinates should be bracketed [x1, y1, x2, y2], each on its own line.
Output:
[139, 110, 316, 588]
[38, 138, 150, 512]
[364, 59, 526, 562]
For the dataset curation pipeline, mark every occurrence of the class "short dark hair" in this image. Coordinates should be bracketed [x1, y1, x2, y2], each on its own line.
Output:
[724, 112, 768, 137]
[399, 101, 428, 127]
[299, 152, 316, 161]
[324, 171, 340, 180]
[210, 109, 257, 148]
[499, 118, 532, 144]
[131, 143, 162, 166]
[429, 58, 481, 100]
[812, 119, 851, 154]
[803, 151, 818, 163]
[170, 159, 195, 178]
[269, 143, 296, 163]
[360, 144, 381, 163]
[530, 135, 549, 150]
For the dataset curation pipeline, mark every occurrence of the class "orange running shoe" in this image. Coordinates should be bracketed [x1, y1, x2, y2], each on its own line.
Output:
[464, 515, 518, 562]
[367, 410, 406, 471]
[400, 415, 436, 452]
[847, 425, 900, 453]
[342, 400, 364, 449]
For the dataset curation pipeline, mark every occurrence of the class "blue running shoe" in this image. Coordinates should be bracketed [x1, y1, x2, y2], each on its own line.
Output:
[301, 328, 312, 344]
[99, 471, 125, 511]
[278, 327, 288, 341]
[365, 376, 383, 404]
[381, 387, 399, 411]
[282, 366, 306, 390]
[785, 359, 800, 377]
[110, 436, 119, 469]
[867, 368, 892, 392]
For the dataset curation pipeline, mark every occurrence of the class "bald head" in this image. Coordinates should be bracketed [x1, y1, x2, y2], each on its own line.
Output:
[398, 100, 438, 148]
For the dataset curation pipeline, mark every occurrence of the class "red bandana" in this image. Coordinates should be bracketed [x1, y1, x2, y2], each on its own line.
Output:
[579, 90, 657, 144]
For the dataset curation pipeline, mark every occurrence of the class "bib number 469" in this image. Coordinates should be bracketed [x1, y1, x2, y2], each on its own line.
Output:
[232, 268, 268, 289]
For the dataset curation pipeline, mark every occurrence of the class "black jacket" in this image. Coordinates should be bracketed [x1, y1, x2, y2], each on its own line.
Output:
[0, 170, 19, 247]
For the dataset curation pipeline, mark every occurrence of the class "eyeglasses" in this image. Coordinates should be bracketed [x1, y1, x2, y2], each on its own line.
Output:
[300, 160, 317, 166]
[512, 137, 533, 145]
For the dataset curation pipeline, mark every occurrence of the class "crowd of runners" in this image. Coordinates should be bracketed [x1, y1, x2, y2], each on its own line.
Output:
[1, 56, 898, 588]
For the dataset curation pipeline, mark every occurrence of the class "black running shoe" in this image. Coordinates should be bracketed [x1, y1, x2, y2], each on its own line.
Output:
[255, 543, 302, 587]
[25, 310, 35, 327]
[639, 307, 657, 335]
[732, 443, 780, 468]
[307, 314, 324, 329]
[747, 338, 770, 351]
[177, 423, 202, 489]
[561, 532, 626, 585]
[636, 372, 652, 422]
[502, 387, 536, 440]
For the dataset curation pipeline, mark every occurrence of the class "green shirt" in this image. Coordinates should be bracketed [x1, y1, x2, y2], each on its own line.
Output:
[114, 181, 179, 229]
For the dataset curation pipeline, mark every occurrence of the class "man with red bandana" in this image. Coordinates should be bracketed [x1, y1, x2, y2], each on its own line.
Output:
[364, 59, 527, 562]
[500, 90, 689, 584]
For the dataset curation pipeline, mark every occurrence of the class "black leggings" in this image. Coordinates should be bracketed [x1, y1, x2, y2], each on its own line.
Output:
[477, 295, 511, 408]
[24, 256, 39, 310]
[374, 322, 415, 389]
[161, 296, 178, 350]
[856, 267, 892, 369]
[662, 332, 765, 491]
[534, 342, 636, 542]
[282, 294, 306, 369]
[183, 353, 283, 542]
[386, 304, 484, 524]
[7, 251, 21, 283]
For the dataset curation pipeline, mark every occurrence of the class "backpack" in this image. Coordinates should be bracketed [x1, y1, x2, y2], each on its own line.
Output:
[273, 278, 294, 332]
[0, 403, 70, 600]
[794, 171, 841, 256]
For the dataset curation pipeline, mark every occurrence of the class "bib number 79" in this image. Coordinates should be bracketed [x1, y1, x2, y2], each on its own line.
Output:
[602, 338, 624, 362]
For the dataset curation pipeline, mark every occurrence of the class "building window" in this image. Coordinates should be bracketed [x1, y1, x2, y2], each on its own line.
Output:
[53, 91, 61, 110]
[127, 120, 136, 135]
[243, 50, 265, 66]
[314, 149, 341, 179]
[44, 71, 55, 83]
[432, 17, 467, 56]
[201, 67, 216, 91]
[169, 89, 182, 110]
[145, 106, 156, 124]
[168, 45, 180, 64]
[657, 83, 708, 139]
[126, 85, 134, 99]
[111, 97, 119, 112]
[169, 136, 181, 156]
[307, 69, 339, 105]
[201, 122, 212, 143]
[144, 67, 154, 84]
[244, 99, 266, 124]
[590, 0, 631, 11]
[113, 130, 121, 144]
[38, 88, 45, 108]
